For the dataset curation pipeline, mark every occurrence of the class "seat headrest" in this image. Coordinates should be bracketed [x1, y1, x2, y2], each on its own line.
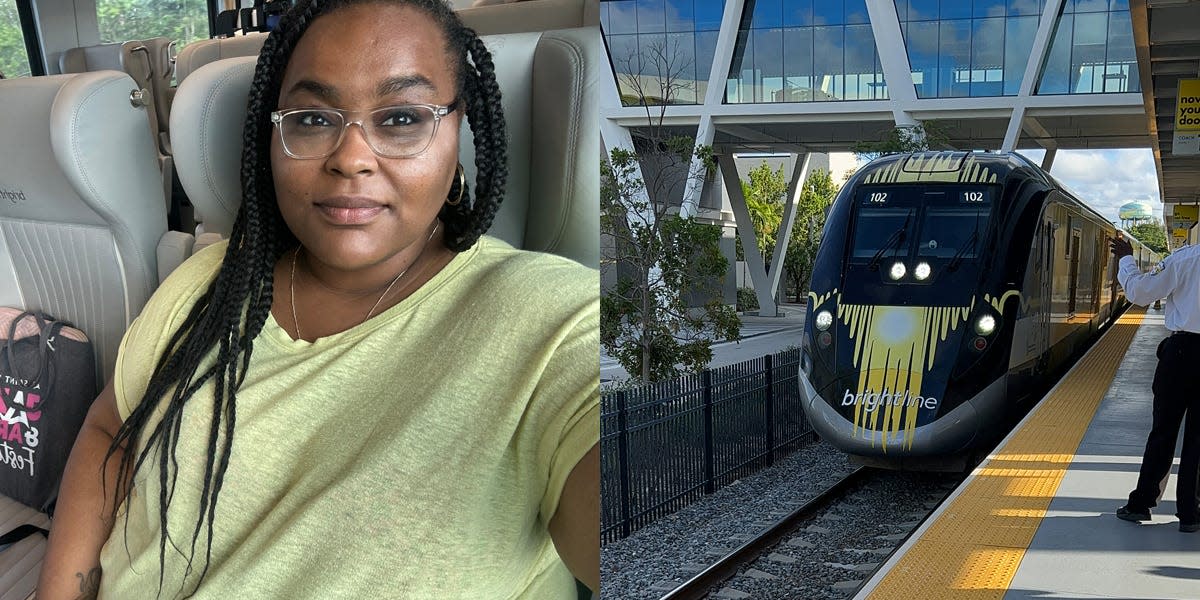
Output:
[171, 27, 598, 267]
[174, 33, 269, 83]
[170, 55, 257, 236]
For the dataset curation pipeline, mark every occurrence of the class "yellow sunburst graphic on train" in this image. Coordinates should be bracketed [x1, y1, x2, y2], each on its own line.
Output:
[837, 302, 972, 451]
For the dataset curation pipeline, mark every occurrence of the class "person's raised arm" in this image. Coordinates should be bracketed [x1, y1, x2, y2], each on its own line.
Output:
[548, 443, 599, 592]
[37, 381, 129, 600]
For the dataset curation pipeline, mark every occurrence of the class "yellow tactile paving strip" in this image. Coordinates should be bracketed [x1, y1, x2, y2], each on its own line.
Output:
[866, 307, 1146, 599]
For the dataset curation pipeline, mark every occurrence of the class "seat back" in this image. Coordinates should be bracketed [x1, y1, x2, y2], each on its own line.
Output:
[174, 32, 270, 84]
[171, 27, 599, 267]
[0, 72, 167, 384]
[458, 0, 598, 34]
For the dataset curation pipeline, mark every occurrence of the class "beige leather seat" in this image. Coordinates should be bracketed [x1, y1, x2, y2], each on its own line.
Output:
[0, 70, 186, 597]
[0, 71, 185, 383]
[171, 27, 600, 268]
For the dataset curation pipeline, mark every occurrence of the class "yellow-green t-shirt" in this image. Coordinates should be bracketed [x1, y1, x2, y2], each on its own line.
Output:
[97, 237, 599, 599]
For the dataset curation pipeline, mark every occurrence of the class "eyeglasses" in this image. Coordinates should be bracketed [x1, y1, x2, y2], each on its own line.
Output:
[269, 103, 457, 160]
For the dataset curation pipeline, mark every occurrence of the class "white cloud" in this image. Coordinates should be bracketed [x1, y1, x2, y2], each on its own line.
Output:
[1015, 148, 1161, 224]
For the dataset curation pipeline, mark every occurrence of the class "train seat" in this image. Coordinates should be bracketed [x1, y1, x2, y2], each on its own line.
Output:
[0, 71, 184, 385]
[170, 26, 599, 267]
[60, 38, 178, 213]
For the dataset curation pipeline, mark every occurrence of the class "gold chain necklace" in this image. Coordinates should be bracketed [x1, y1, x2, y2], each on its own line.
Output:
[289, 221, 439, 340]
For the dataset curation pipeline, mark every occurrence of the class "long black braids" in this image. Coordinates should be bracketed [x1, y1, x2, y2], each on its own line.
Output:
[103, 0, 507, 595]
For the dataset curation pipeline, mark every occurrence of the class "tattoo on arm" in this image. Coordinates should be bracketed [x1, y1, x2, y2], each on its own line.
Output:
[73, 568, 101, 600]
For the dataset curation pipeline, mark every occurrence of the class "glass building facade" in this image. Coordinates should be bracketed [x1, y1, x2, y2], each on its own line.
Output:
[600, 0, 1139, 105]
[725, 0, 887, 103]
[1036, 0, 1138, 94]
[601, 0, 726, 104]
[896, 0, 1048, 98]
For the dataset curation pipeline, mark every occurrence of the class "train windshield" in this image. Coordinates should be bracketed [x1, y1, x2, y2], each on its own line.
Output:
[849, 186, 994, 265]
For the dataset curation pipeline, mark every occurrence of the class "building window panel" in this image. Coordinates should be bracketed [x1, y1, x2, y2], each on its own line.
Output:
[893, 0, 909, 22]
[727, 29, 754, 103]
[665, 0, 695, 33]
[666, 31, 700, 103]
[972, 17, 1006, 96]
[975, 0, 1008, 18]
[783, 27, 815, 102]
[844, 24, 880, 100]
[1007, 0, 1042, 16]
[752, 0, 784, 28]
[941, 0, 971, 20]
[939, 19, 972, 97]
[1104, 11, 1137, 92]
[814, 0, 846, 26]
[605, 0, 638, 33]
[1070, 12, 1108, 93]
[693, 0, 724, 30]
[1003, 15, 1039, 94]
[814, 26, 845, 100]
[908, 20, 941, 97]
[784, 0, 814, 26]
[1038, 13, 1073, 93]
[753, 27, 785, 102]
[1073, 0, 1109, 12]
[696, 29, 720, 98]
[908, 0, 940, 21]
[635, 0, 666, 33]
[846, 0, 870, 24]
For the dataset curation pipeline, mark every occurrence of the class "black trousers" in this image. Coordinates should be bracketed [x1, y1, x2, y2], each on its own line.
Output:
[1128, 333, 1200, 522]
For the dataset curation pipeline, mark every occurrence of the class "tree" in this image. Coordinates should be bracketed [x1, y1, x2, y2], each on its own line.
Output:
[1129, 221, 1168, 255]
[853, 120, 952, 161]
[601, 38, 740, 384]
[783, 169, 838, 302]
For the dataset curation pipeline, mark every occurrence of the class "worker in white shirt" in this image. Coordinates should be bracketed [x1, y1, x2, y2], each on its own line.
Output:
[1111, 235, 1200, 533]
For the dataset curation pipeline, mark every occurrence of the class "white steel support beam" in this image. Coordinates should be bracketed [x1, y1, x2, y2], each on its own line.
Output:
[681, 0, 746, 217]
[1018, 0, 1067, 98]
[1002, 105, 1026, 152]
[865, 0, 917, 105]
[768, 153, 813, 300]
[1041, 146, 1058, 171]
[719, 154, 777, 317]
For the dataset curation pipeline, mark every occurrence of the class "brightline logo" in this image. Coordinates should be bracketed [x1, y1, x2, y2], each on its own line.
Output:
[0, 189, 26, 204]
[841, 388, 939, 412]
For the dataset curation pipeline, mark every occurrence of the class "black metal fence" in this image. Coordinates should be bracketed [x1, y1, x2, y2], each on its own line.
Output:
[600, 348, 816, 544]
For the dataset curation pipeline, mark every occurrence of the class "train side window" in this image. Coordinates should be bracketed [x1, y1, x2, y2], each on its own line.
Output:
[0, 0, 37, 78]
[96, 0, 209, 49]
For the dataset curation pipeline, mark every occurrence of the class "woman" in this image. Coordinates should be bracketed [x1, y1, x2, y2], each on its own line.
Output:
[37, 0, 599, 597]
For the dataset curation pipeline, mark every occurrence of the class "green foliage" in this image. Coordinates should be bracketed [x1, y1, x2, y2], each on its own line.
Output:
[0, 1, 32, 78]
[783, 168, 838, 301]
[1128, 221, 1168, 255]
[96, 0, 209, 49]
[740, 162, 788, 262]
[736, 287, 759, 312]
[601, 137, 739, 384]
[853, 121, 952, 162]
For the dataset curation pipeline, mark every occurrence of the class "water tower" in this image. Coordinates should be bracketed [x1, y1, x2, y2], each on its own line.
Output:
[1118, 201, 1154, 229]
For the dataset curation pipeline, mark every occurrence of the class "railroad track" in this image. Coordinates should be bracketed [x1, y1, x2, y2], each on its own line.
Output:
[659, 466, 875, 600]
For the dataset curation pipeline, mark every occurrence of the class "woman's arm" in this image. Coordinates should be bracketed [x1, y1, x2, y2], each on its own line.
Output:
[548, 443, 599, 592]
[37, 381, 129, 600]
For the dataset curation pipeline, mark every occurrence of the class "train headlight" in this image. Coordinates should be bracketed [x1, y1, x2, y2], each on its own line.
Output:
[888, 262, 906, 280]
[815, 310, 833, 331]
[914, 262, 931, 281]
[975, 314, 996, 336]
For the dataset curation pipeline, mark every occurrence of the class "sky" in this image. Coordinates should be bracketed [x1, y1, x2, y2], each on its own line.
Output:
[840, 148, 1162, 225]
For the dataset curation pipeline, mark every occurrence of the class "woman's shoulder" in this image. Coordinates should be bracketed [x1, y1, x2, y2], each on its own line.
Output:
[145, 240, 229, 316]
[463, 236, 598, 302]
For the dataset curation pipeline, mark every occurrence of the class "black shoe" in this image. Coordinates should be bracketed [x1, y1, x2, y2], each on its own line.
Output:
[1117, 505, 1151, 522]
[1181, 521, 1199, 533]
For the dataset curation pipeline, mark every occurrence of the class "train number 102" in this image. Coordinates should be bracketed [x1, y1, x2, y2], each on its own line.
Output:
[868, 192, 888, 203]
[961, 191, 985, 203]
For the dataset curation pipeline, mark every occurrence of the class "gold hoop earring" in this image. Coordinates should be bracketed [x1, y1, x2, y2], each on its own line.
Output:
[447, 164, 465, 206]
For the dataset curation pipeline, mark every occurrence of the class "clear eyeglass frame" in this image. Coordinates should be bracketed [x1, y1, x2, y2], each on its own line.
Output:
[269, 103, 457, 160]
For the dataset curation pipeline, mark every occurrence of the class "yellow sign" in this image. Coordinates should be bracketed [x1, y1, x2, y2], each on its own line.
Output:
[1175, 205, 1198, 229]
[1179, 79, 1200, 131]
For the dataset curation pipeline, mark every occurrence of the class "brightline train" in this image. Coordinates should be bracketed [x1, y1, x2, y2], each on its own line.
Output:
[798, 151, 1154, 469]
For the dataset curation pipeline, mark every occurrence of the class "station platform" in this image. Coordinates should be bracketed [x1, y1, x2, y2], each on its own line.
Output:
[857, 305, 1199, 600]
